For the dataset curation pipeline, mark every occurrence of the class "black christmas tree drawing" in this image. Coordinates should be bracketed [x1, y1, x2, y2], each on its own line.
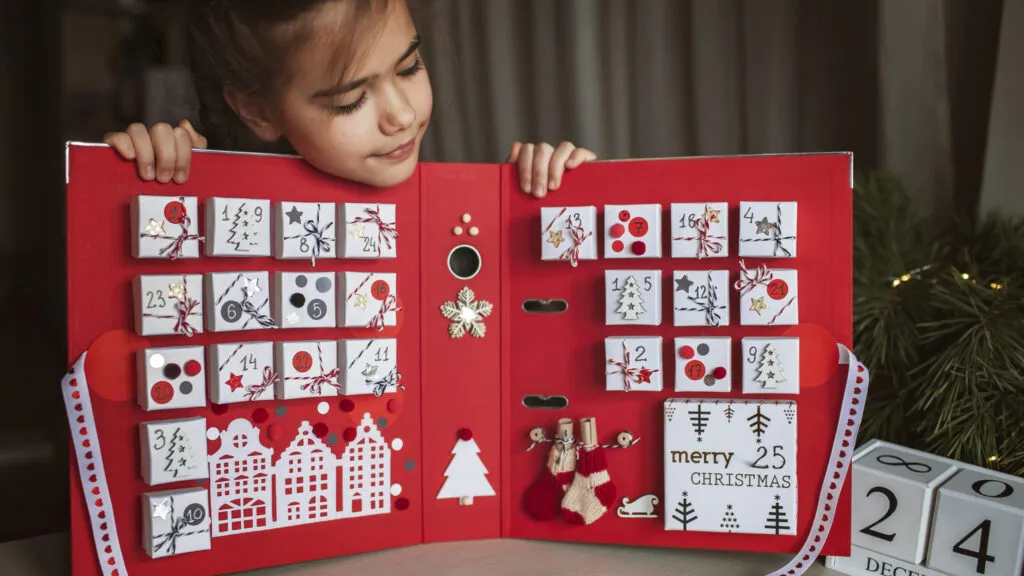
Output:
[672, 492, 697, 530]
[164, 427, 195, 478]
[764, 495, 791, 535]
[747, 404, 771, 443]
[227, 202, 259, 252]
[665, 402, 678, 422]
[723, 403, 735, 422]
[616, 276, 646, 321]
[720, 504, 740, 532]
[689, 404, 710, 442]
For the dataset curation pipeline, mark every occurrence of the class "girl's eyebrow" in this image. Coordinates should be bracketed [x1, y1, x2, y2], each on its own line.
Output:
[312, 35, 422, 98]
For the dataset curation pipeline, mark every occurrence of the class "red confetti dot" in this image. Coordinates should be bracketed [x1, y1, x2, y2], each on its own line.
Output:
[343, 427, 358, 442]
[292, 351, 313, 373]
[618, 210, 631, 222]
[211, 403, 229, 415]
[164, 201, 186, 224]
[395, 497, 410, 511]
[268, 424, 283, 441]
[184, 359, 202, 377]
[371, 279, 390, 301]
[252, 408, 269, 423]
[712, 366, 727, 380]
[150, 381, 174, 404]
[387, 398, 402, 414]
[312, 422, 329, 438]
[611, 240, 624, 253]
[631, 241, 647, 256]
[767, 279, 789, 300]
[685, 360, 706, 380]
[339, 399, 355, 412]
[679, 346, 695, 359]
[628, 216, 649, 237]
[458, 428, 473, 441]
[609, 223, 626, 239]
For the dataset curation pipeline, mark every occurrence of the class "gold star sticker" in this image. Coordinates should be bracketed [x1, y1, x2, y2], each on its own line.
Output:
[354, 293, 370, 309]
[547, 229, 565, 248]
[143, 218, 165, 237]
[750, 296, 768, 315]
[349, 222, 365, 239]
[706, 206, 721, 224]
[755, 217, 774, 236]
[167, 281, 186, 301]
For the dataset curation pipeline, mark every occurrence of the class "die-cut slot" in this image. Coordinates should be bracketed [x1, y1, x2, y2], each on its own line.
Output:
[521, 395, 569, 409]
[447, 245, 481, 280]
[521, 299, 568, 314]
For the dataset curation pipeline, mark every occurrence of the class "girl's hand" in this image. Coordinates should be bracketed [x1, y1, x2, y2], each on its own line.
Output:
[508, 141, 597, 198]
[103, 120, 208, 184]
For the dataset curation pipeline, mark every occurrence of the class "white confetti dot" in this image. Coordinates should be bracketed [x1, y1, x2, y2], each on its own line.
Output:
[391, 438, 403, 451]
[206, 427, 220, 441]
[317, 401, 329, 415]
[149, 354, 165, 369]
[390, 483, 402, 496]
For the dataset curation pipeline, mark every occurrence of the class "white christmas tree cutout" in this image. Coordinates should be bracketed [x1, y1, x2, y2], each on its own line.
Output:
[436, 430, 495, 506]
[616, 276, 646, 320]
[754, 343, 785, 389]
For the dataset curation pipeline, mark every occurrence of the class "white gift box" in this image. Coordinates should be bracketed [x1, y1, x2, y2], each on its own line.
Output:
[735, 263, 799, 326]
[540, 206, 598, 264]
[605, 336, 663, 391]
[275, 271, 337, 329]
[133, 274, 204, 336]
[604, 204, 662, 258]
[142, 487, 212, 558]
[131, 195, 201, 259]
[204, 197, 271, 256]
[339, 272, 399, 329]
[204, 271, 275, 332]
[672, 270, 730, 327]
[738, 201, 797, 258]
[137, 346, 207, 411]
[139, 416, 209, 485]
[670, 202, 729, 258]
[340, 339, 401, 396]
[207, 341, 276, 404]
[673, 337, 731, 393]
[741, 337, 800, 394]
[340, 203, 398, 258]
[275, 340, 341, 399]
[605, 270, 662, 326]
[274, 201, 336, 264]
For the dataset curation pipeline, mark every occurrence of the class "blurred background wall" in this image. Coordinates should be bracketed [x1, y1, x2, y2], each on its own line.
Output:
[0, 0, 1020, 541]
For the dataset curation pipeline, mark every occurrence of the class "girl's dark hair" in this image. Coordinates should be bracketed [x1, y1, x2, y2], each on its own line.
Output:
[188, 0, 402, 152]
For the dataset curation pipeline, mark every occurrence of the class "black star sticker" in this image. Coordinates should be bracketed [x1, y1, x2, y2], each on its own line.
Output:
[285, 205, 303, 224]
[675, 275, 694, 292]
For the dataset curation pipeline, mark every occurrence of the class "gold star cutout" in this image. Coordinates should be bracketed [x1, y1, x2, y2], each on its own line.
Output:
[167, 281, 186, 301]
[546, 229, 565, 248]
[755, 217, 774, 236]
[705, 206, 721, 224]
[349, 222, 365, 239]
[750, 296, 768, 315]
[354, 293, 370, 309]
[143, 218, 165, 237]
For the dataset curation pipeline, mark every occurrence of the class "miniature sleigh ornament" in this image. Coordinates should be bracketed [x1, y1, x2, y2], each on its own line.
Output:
[617, 494, 659, 518]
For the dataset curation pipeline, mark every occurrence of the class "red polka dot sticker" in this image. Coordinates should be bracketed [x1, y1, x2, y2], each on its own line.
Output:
[292, 351, 313, 373]
[605, 204, 662, 259]
[163, 200, 186, 224]
[674, 337, 731, 392]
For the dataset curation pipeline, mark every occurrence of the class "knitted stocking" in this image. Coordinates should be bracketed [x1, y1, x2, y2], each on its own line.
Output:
[560, 444, 616, 525]
[523, 434, 577, 520]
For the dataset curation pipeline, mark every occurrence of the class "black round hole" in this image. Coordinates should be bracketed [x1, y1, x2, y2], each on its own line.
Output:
[448, 245, 481, 280]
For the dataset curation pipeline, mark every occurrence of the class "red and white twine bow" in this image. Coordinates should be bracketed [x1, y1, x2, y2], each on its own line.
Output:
[607, 342, 659, 392]
[143, 279, 200, 336]
[244, 366, 279, 402]
[558, 223, 593, 268]
[287, 343, 342, 396]
[733, 259, 773, 296]
[350, 205, 398, 256]
[673, 204, 724, 259]
[368, 294, 402, 331]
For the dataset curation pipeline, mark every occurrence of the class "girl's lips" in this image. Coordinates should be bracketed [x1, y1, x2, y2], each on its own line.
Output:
[376, 138, 416, 161]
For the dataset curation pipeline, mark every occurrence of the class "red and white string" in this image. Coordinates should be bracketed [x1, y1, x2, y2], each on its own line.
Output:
[673, 204, 724, 258]
[349, 205, 398, 256]
[606, 341, 658, 392]
[286, 342, 341, 396]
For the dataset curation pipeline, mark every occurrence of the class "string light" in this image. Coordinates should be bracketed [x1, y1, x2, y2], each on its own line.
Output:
[989, 455, 1000, 462]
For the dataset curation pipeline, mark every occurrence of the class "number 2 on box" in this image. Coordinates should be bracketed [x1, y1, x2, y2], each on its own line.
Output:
[859, 486, 897, 542]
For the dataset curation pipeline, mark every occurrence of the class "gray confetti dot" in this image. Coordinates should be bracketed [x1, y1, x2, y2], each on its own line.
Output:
[315, 277, 332, 293]
[703, 375, 716, 387]
[179, 381, 193, 394]
[404, 460, 416, 471]
[377, 417, 388, 429]
[326, 433, 339, 446]
[697, 343, 710, 356]
[275, 405, 287, 417]
[295, 275, 308, 288]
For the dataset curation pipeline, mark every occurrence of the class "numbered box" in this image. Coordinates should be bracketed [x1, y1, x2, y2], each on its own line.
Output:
[207, 342, 275, 404]
[131, 195, 201, 259]
[142, 487, 211, 558]
[275, 201, 336, 264]
[540, 206, 598, 263]
[738, 201, 797, 258]
[275, 271, 336, 329]
[340, 202, 398, 258]
[852, 444, 959, 564]
[204, 197, 271, 256]
[133, 274, 204, 336]
[741, 337, 800, 394]
[275, 340, 341, 399]
[673, 270, 730, 327]
[674, 337, 731, 393]
[137, 346, 207, 411]
[670, 202, 728, 258]
[139, 416, 208, 485]
[737, 267, 799, 326]
[605, 336, 663, 391]
[339, 272, 398, 329]
[604, 204, 662, 258]
[925, 468, 1024, 576]
[205, 271, 275, 332]
[340, 339, 400, 396]
[605, 270, 662, 325]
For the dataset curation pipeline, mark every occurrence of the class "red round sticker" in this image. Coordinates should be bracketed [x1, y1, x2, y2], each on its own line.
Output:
[292, 351, 313, 372]
[151, 381, 174, 404]
[184, 359, 202, 377]
[164, 201, 186, 224]
[631, 241, 647, 256]
[685, 360, 706, 381]
[767, 279, 789, 300]
[712, 366, 728, 380]
[618, 210, 631, 222]
[371, 280, 390, 301]
[679, 346, 695, 359]
[611, 240, 624, 253]
[628, 217, 649, 237]
[609, 223, 626, 239]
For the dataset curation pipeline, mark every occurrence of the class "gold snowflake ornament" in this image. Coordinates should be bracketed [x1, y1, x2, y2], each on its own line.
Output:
[440, 287, 493, 339]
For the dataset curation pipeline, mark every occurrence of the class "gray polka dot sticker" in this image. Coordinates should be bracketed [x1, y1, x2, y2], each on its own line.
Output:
[315, 276, 332, 293]
[405, 460, 416, 471]
[179, 381, 193, 394]
[326, 433, 339, 446]
[703, 375, 716, 387]
[697, 343, 710, 356]
[275, 405, 287, 417]
[295, 275, 308, 288]
[307, 299, 327, 320]
[221, 301, 243, 323]
[377, 417, 388, 429]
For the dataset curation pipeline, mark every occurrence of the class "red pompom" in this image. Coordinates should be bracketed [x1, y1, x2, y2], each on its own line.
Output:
[631, 241, 647, 256]
[339, 399, 355, 412]
[343, 427, 358, 442]
[712, 366, 727, 380]
[395, 497, 410, 511]
[457, 428, 473, 441]
[312, 422, 329, 438]
[252, 408, 269, 423]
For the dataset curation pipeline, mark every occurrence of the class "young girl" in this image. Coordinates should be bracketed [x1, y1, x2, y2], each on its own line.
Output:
[104, 0, 595, 197]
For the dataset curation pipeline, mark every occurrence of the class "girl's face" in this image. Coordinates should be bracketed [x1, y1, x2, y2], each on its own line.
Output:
[272, 1, 432, 188]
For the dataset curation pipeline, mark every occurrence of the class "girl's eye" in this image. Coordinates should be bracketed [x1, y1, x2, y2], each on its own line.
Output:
[397, 56, 424, 78]
[330, 92, 367, 116]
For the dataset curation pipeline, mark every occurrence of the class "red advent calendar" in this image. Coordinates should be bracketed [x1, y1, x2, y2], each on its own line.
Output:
[63, 143, 868, 576]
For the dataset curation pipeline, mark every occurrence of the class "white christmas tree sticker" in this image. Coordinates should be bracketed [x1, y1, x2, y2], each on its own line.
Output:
[616, 276, 646, 320]
[436, 430, 495, 505]
[754, 343, 785, 389]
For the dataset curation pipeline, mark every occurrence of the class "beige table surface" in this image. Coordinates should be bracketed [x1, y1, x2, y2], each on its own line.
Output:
[1, 532, 844, 575]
